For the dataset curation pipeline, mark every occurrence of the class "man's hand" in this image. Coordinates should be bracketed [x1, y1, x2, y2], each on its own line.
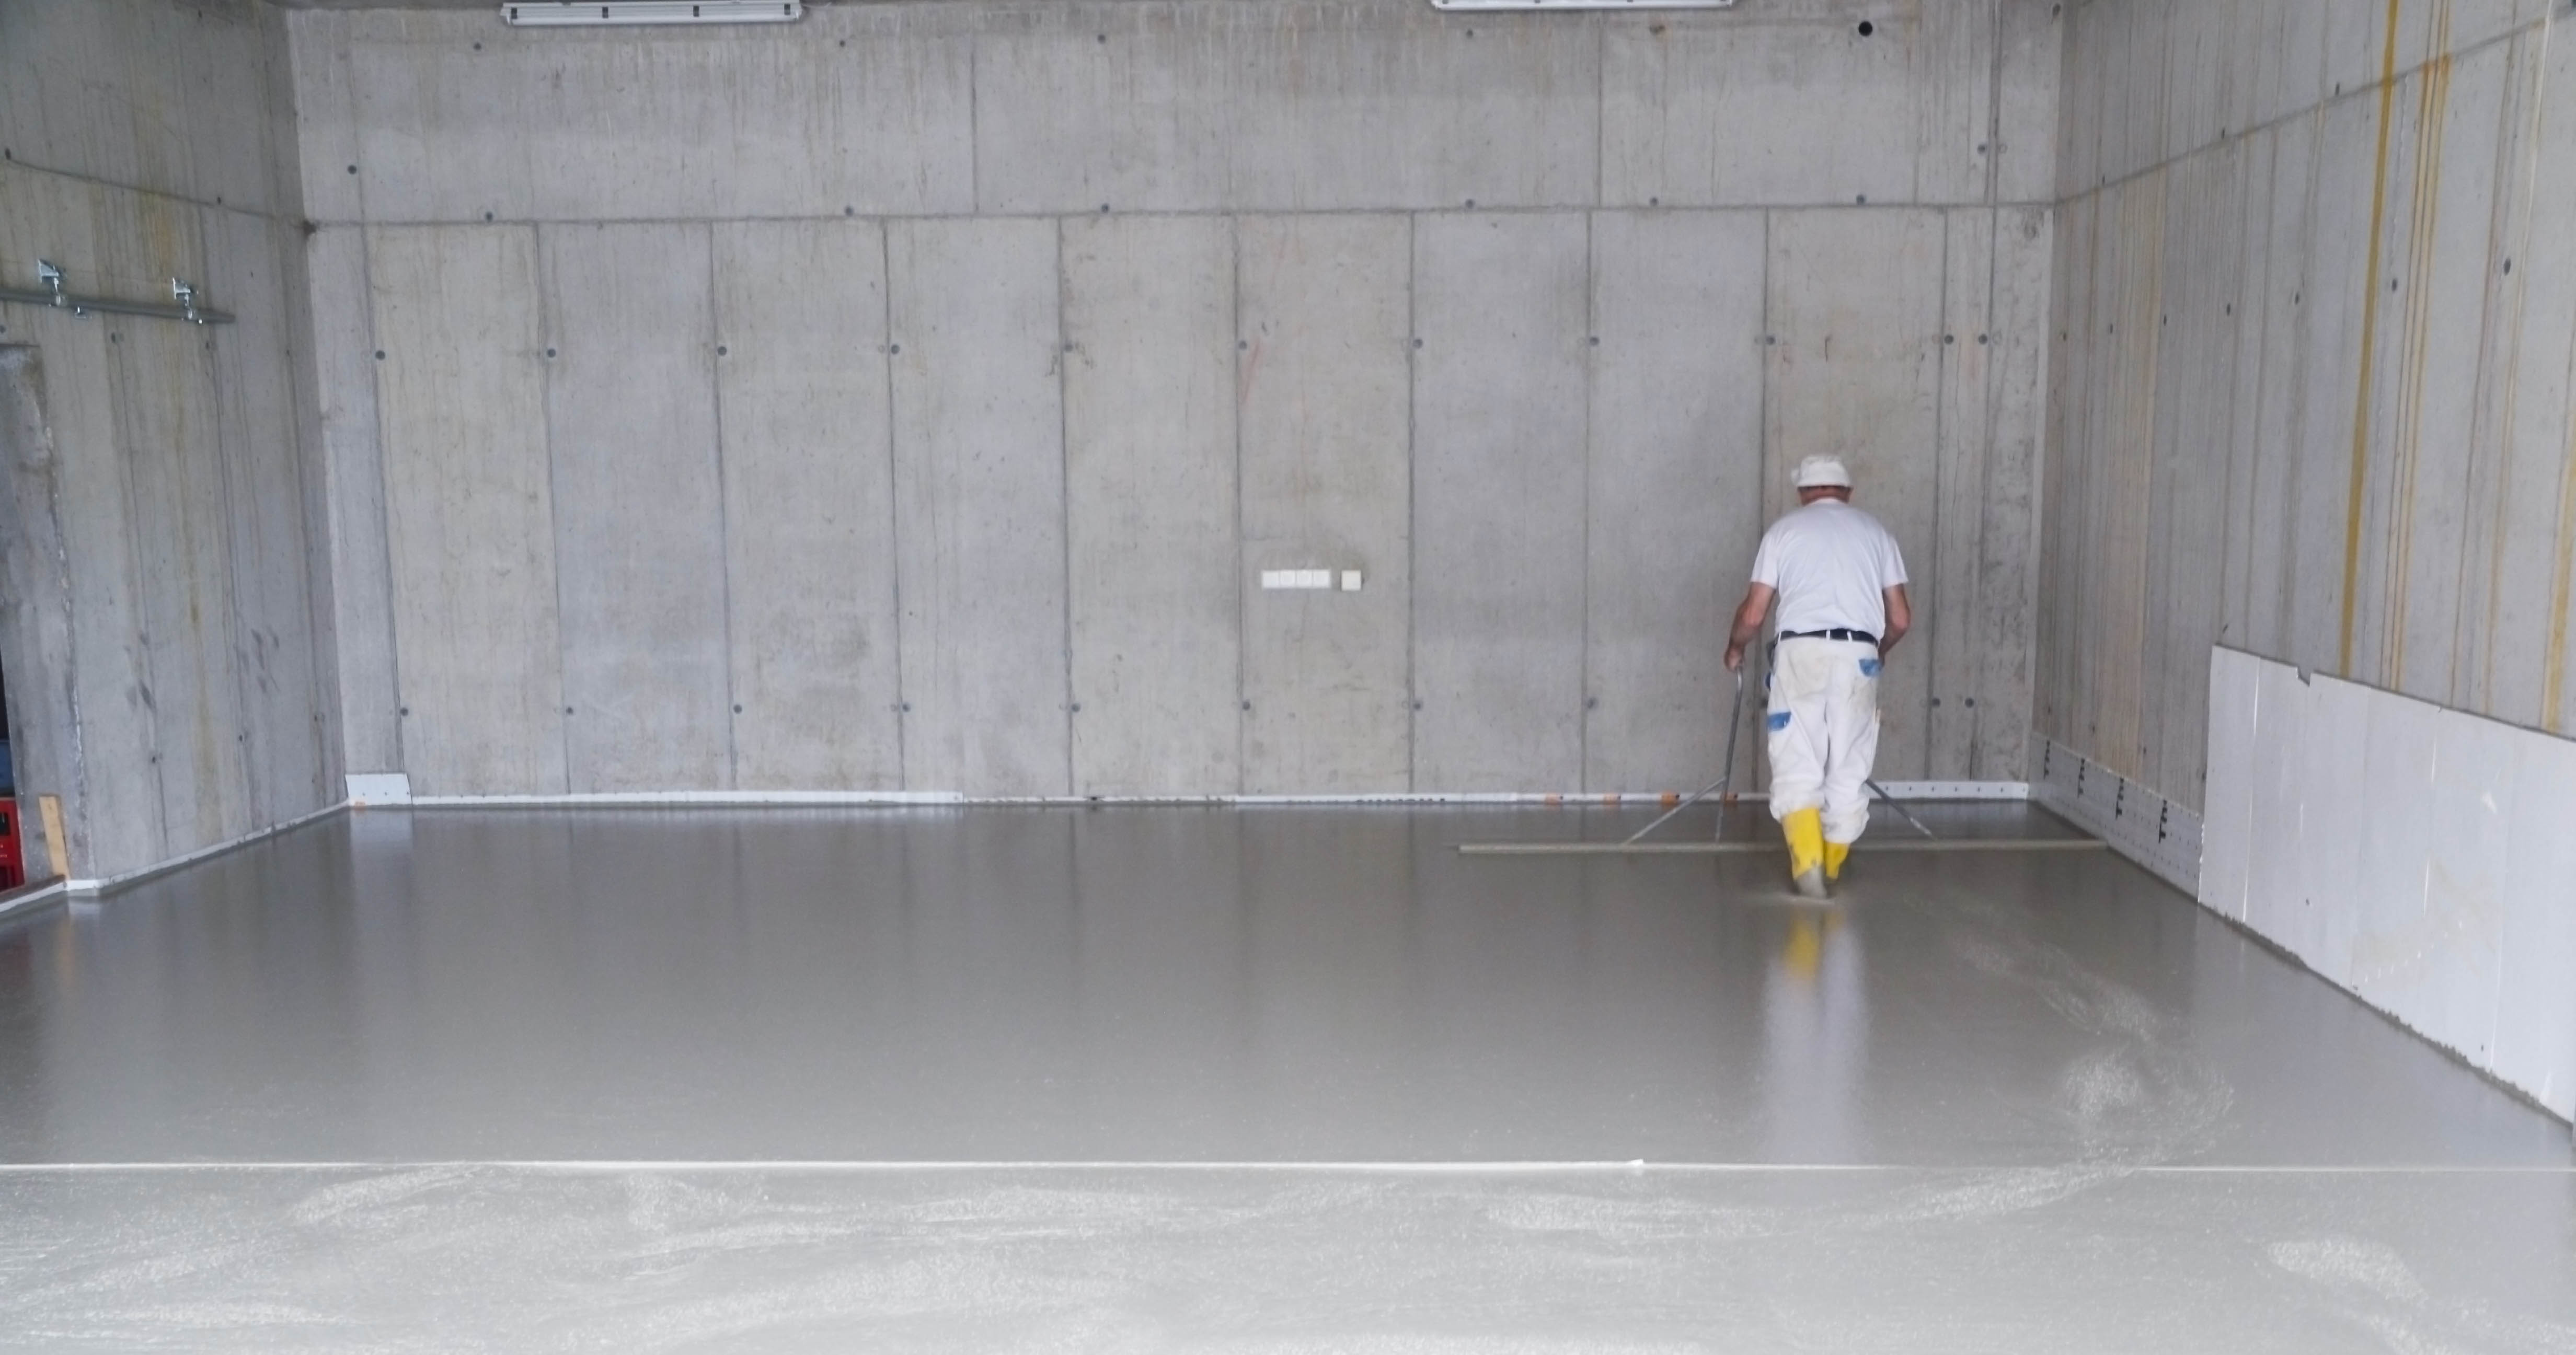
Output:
[1724, 642, 1746, 673]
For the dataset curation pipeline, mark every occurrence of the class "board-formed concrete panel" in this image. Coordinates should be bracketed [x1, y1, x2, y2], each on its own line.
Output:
[2034, 0, 2576, 815]
[2054, 1, 2107, 200]
[2259, 0, 2335, 131]
[540, 222, 733, 793]
[1062, 214, 1240, 796]
[1583, 210, 1767, 793]
[286, 10, 365, 225]
[714, 220, 903, 791]
[2108, 1, 2170, 186]
[2034, 192, 2093, 747]
[340, 8, 973, 223]
[99, 193, 255, 854]
[348, 29, 540, 228]
[1929, 210, 1999, 782]
[2375, 41, 2511, 706]
[1913, 0, 1999, 208]
[0, 0, 289, 217]
[305, 227, 401, 776]
[1971, 205, 2051, 780]
[0, 167, 165, 877]
[1996, 0, 2066, 206]
[2444, 33, 2543, 720]
[2342, 64, 2429, 697]
[370, 225, 567, 796]
[0, 349, 84, 880]
[1236, 215, 1412, 795]
[2160, 0, 2224, 169]
[209, 207, 329, 827]
[2143, 149, 2247, 800]
[1604, 16, 1924, 209]
[2493, 28, 2576, 733]
[1765, 208, 1946, 780]
[2241, 117, 2319, 669]
[887, 218, 1071, 797]
[1223, 6, 1598, 213]
[0, 1, 342, 882]
[974, 1, 1597, 216]
[2290, 92, 2383, 681]
[2217, 127, 2278, 663]
[279, 217, 347, 805]
[973, 13, 1233, 215]
[2065, 176, 2168, 781]
[1411, 212, 1589, 791]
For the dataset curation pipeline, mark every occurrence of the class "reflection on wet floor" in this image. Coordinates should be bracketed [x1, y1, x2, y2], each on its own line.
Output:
[1764, 910, 1866, 1163]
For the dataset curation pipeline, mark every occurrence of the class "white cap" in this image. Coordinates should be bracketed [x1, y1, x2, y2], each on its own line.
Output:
[1795, 455, 1853, 489]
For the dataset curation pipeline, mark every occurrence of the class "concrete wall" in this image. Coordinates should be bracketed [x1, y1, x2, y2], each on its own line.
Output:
[294, 0, 2059, 797]
[0, 0, 339, 881]
[2042, 0, 2576, 812]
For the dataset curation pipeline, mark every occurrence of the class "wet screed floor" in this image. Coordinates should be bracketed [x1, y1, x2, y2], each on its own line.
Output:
[1, 805, 2569, 1350]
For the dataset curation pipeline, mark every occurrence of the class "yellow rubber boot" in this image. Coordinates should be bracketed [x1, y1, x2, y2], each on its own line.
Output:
[1784, 808, 1828, 899]
[1824, 840, 1850, 882]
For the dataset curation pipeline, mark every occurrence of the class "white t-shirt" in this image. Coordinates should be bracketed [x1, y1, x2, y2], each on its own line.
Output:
[1749, 499, 1908, 637]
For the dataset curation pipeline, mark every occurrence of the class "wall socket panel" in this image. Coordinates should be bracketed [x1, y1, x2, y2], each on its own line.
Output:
[1260, 569, 1363, 592]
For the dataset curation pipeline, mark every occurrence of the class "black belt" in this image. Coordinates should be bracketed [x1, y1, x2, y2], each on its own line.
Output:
[1776, 628, 1879, 647]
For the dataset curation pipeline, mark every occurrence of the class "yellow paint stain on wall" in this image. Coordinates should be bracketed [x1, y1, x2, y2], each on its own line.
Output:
[2545, 362, 2576, 731]
[2339, 0, 2407, 677]
[2383, 13, 2453, 690]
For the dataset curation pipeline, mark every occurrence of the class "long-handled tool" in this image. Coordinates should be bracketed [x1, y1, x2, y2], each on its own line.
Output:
[1459, 669, 2028, 857]
[1622, 669, 1747, 847]
[1866, 779, 1937, 839]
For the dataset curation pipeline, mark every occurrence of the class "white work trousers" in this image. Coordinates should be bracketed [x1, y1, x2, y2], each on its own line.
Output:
[1765, 638, 1883, 844]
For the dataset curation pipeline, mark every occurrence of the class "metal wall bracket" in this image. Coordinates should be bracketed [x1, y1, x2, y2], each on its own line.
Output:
[0, 260, 234, 326]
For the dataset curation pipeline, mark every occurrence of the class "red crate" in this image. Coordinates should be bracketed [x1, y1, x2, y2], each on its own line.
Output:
[0, 797, 20, 890]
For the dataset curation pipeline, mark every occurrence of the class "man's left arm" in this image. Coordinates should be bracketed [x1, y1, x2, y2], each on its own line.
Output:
[1879, 584, 1912, 656]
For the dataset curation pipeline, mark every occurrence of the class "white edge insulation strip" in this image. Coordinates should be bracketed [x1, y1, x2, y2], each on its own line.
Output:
[2196, 645, 2576, 1122]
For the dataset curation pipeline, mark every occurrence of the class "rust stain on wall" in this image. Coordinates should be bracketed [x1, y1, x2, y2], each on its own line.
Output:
[2545, 353, 2576, 731]
[2382, 15, 2453, 690]
[2338, 0, 2407, 677]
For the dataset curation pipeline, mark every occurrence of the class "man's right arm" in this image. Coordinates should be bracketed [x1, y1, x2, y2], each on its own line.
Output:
[1724, 583, 1775, 673]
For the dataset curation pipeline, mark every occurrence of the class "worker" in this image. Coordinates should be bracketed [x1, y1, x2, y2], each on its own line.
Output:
[1722, 455, 1912, 899]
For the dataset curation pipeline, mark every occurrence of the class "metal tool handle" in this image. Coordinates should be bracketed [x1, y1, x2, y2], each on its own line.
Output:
[1867, 779, 1938, 838]
[1624, 668, 1746, 847]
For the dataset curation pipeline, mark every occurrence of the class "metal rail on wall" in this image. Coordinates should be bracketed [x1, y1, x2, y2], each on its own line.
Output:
[0, 261, 234, 326]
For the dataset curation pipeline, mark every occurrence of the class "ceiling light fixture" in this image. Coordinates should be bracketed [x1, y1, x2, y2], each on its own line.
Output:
[500, 2, 803, 27]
